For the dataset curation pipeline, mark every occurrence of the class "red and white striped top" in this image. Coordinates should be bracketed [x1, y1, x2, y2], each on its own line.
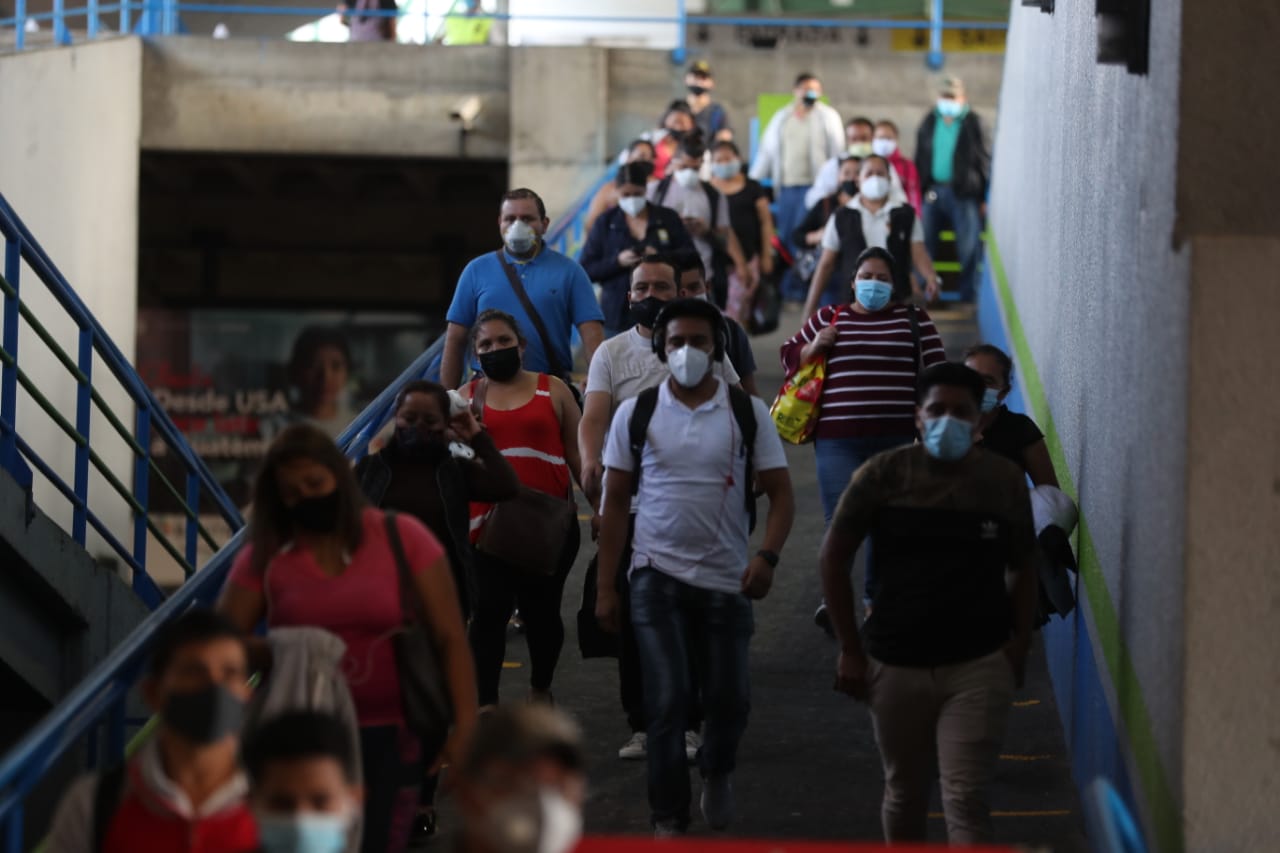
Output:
[780, 303, 946, 440]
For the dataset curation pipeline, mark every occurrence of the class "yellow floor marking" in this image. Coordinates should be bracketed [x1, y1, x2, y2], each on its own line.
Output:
[577, 513, 593, 521]
[1000, 754, 1054, 761]
[502, 661, 523, 669]
[1012, 699, 1042, 707]
[929, 809, 1071, 818]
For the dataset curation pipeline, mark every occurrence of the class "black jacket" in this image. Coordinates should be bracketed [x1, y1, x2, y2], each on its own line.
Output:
[915, 111, 990, 201]
[580, 203, 693, 331]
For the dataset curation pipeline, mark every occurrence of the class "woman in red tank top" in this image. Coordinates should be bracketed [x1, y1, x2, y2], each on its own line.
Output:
[463, 309, 584, 708]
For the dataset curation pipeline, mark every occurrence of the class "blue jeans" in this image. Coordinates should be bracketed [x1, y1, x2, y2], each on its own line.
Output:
[922, 184, 983, 301]
[775, 185, 812, 303]
[815, 434, 915, 601]
[630, 567, 753, 828]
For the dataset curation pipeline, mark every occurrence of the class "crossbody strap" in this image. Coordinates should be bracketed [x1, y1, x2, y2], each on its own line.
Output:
[494, 251, 568, 379]
[384, 511, 426, 626]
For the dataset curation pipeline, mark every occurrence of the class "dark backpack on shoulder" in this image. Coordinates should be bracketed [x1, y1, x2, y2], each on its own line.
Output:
[627, 384, 759, 531]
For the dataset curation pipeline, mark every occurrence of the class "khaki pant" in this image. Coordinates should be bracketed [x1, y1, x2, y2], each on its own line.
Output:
[866, 649, 1015, 843]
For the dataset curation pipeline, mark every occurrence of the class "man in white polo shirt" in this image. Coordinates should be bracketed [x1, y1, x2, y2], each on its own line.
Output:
[579, 256, 741, 763]
[595, 298, 794, 837]
[802, 154, 941, 318]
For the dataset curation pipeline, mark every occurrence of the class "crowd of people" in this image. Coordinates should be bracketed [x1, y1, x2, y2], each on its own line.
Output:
[44, 65, 1079, 853]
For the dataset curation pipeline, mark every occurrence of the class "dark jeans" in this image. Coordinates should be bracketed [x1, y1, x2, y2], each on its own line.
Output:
[776, 184, 812, 302]
[359, 723, 421, 853]
[630, 567, 753, 828]
[615, 520, 704, 735]
[469, 521, 581, 705]
[922, 183, 983, 301]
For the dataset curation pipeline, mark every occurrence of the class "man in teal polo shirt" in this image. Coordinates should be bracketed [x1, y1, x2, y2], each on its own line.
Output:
[914, 77, 990, 303]
[441, 188, 605, 389]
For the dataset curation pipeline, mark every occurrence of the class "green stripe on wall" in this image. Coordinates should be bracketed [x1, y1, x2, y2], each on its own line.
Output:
[985, 233, 1184, 853]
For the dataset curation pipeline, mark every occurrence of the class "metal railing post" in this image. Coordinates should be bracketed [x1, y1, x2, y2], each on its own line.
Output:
[1, 239, 20, 475]
[184, 472, 200, 571]
[87, 0, 99, 38]
[14, 0, 26, 50]
[72, 326, 92, 544]
[132, 408, 150, 583]
[671, 0, 687, 65]
[927, 0, 945, 70]
[52, 0, 71, 45]
[120, 0, 130, 36]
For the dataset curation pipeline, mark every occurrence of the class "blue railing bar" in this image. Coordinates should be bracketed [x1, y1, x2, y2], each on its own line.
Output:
[52, 0, 71, 44]
[0, 4, 135, 27]
[72, 327, 92, 544]
[0, 523, 243, 801]
[184, 472, 200, 569]
[132, 408, 150, 577]
[545, 164, 620, 252]
[87, 0, 98, 38]
[927, 0, 944, 70]
[12, 0, 24, 49]
[335, 334, 446, 459]
[120, 0, 129, 37]
[0, 239, 18, 477]
[672, 0, 687, 65]
[0, 195, 243, 531]
[0, 419, 164, 608]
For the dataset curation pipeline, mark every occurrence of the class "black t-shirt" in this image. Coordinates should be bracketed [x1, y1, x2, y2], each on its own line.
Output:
[724, 317, 757, 378]
[725, 179, 769, 261]
[977, 406, 1043, 472]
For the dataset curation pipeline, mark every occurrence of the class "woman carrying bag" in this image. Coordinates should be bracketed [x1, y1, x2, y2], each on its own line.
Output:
[462, 309, 584, 709]
[218, 424, 477, 853]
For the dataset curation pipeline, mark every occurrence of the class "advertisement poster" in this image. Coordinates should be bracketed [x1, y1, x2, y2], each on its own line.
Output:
[137, 309, 437, 513]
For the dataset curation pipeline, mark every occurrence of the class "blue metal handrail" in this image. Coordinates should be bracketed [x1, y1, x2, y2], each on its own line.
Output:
[0, 329, 447, 850]
[545, 163, 621, 262]
[0, 3, 1008, 70]
[0, 192, 244, 607]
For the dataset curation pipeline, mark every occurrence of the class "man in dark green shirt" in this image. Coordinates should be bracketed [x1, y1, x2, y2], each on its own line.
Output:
[819, 362, 1036, 845]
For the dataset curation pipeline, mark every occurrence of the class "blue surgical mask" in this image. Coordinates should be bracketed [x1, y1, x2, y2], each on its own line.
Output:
[922, 416, 974, 461]
[937, 98, 965, 118]
[710, 161, 741, 180]
[854, 279, 893, 312]
[981, 387, 1001, 413]
[256, 811, 352, 853]
[803, 89, 820, 105]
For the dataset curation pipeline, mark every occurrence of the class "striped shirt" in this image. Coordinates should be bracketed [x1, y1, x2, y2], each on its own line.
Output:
[780, 303, 946, 439]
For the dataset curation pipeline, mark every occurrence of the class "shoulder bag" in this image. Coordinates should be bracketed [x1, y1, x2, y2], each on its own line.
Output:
[494, 251, 584, 409]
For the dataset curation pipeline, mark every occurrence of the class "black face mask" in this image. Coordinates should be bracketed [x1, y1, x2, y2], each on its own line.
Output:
[629, 296, 666, 329]
[163, 684, 244, 745]
[479, 346, 522, 382]
[840, 180, 859, 197]
[665, 128, 687, 142]
[687, 84, 708, 96]
[396, 426, 448, 461]
[287, 490, 340, 533]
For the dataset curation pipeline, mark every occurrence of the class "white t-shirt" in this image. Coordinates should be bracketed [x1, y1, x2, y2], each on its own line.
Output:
[647, 179, 732, 282]
[604, 378, 788, 594]
[820, 196, 925, 253]
[586, 326, 739, 420]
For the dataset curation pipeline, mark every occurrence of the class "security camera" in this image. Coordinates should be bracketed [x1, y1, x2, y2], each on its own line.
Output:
[449, 96, 483, 131]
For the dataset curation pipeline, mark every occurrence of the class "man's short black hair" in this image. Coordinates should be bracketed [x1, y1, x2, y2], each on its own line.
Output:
[676, 132, 707, 160]
[501, 188, 546, 220]
[672, 248, 705, 279]
[243, 711, 359, 784]
[794, 72, 819, 88]
[875, 118, 900, 135]
[634, 254, 678, 284]
[965, 343, 1014, 386]
[148, 608, 245, 680]
[653, 298, 726, 363]
[848, 116, 874, 131]
[917, 362, 987, 406]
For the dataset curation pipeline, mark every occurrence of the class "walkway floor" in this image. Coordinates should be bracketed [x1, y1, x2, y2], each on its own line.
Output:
[432, 304, 1088, 850]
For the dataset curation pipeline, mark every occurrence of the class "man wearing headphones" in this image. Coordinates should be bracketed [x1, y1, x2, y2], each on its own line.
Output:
[595, 299, 795, 837]
[580, 257, 741, 764]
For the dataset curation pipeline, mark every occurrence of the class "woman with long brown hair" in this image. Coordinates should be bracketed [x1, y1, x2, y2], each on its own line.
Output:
[218, 424, 477, 853]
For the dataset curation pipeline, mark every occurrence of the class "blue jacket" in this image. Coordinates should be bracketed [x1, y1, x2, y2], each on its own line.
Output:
[580, 203, 694, 332]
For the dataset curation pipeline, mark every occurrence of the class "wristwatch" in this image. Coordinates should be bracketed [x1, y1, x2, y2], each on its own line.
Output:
[756, 549, 780, 568]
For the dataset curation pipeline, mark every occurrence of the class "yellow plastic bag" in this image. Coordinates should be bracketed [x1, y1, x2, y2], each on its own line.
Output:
[770, 359, 826, 444]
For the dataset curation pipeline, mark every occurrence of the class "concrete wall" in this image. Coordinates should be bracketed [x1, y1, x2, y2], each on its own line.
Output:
[0, 37, 142, 564]
[987, 1, 1188, 847]
[141, 38, 511, 160]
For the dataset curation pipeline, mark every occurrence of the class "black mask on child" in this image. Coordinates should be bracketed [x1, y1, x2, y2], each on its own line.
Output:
[840, 180, 859, 197]
[479, 346, 522, 382]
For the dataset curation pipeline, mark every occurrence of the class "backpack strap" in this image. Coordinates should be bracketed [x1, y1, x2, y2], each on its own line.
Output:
[654, 176, 673, 207]
[92, 764, 127, 853]
[628, 387, 661, 497]
[727, 386, 758, 527]
[493, 251, 568, 380]
[702, 181, 721, 231]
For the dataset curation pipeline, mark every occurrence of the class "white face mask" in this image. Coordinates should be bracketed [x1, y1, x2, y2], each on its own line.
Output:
[618, 195, 647, 217]
[667, 345, 711, 388]
[859, 175, 890, 201]
[674, 167, 701, 189]
[478, 788, 582, 853]
[537, 789, 583, 853]
[871, 137, 897, 157]
[504, 220, 538, 254]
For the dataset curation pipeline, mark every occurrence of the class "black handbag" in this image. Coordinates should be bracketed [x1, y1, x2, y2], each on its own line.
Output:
[384, 511, 453, 757]
[577, 554, 620, 659]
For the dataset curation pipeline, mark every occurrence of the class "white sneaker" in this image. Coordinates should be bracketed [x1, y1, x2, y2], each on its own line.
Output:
[684, 730, 703, 763]
[618, 732, 647, 760]
[653, 819, 683, 838]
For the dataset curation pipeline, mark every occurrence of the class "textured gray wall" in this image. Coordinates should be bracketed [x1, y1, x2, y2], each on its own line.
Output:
[989, 0, 1189, 808]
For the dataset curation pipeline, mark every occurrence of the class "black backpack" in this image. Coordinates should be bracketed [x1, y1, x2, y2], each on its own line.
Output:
[627, 384, 759, 531]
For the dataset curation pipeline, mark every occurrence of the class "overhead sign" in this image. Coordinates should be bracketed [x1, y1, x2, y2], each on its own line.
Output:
[892, 25, 1007, 52]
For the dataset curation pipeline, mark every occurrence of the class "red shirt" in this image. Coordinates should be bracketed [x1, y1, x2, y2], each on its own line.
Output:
[781, 303, 946, 440]
[888, 149, 923, 214]
[228, 508, 445, 725]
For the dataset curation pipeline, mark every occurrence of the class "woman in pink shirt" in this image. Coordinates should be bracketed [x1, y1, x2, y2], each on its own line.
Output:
[219, 424, 477, 853]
